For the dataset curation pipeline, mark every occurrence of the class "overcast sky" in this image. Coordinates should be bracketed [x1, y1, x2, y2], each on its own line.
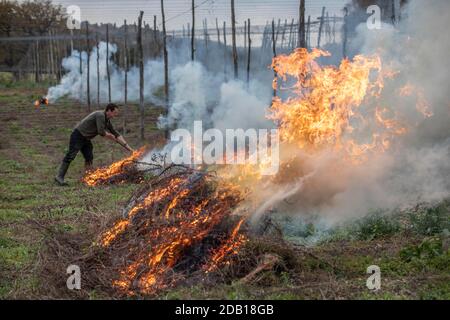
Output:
[48, 0, 349, 30]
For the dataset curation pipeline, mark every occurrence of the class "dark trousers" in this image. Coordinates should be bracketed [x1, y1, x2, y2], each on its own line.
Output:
[63, 129, 93, 165]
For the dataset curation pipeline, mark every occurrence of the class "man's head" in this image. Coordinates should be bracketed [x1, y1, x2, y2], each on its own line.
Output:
[105, 103, 119, 119]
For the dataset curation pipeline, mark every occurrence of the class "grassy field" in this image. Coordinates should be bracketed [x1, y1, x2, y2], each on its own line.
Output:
[0, 81, 449, 299]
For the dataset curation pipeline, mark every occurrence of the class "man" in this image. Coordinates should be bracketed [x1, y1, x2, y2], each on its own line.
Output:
[55, 103, 134, 186]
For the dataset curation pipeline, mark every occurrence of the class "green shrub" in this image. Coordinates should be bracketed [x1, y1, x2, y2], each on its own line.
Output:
[408, 204, 450, 236]
[354, 212, 400, 240]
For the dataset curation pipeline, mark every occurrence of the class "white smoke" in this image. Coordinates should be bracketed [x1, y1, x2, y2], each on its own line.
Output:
[47, 42, 165, 104]
[157, 61, 273, 132]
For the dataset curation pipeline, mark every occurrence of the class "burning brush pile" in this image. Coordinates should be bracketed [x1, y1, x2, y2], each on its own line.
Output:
[100, 166, 246, 295]
[82, 147, 149, 186]
[54, 161, 246, 297]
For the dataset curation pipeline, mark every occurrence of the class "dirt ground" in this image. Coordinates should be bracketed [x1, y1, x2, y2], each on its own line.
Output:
[0, 82, 449, 299]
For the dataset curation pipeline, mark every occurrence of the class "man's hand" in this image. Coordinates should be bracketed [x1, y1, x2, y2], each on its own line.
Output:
[104, 132, 117, 141]
[103, 133, 134, 152]
[116, 135, 134, 153]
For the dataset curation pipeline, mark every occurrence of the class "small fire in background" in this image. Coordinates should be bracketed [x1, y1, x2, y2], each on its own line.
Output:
[34, 97, 48, 107]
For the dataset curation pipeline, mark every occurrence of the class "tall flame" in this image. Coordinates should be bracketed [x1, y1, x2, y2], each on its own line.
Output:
[269, 48, 406, 161]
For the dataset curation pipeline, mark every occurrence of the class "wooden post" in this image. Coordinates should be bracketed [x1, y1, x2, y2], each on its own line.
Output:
[48, 30, 55, 83]
[231, 0, 238, 79]
[244, 20, 247, 50]
[138, 11, 145, 140]
[53, 29, 61, 82]
[86, 22, 91, 111]
[332, 14, 336, 43]
[272, 20, 277, 97]
[96, 34, 100, 108]
[246, 18, 251, 85]
[291, 21, 297, 48]
[34, 42, 39, 82]
[288, 19, 294, 49]
[261, 23, 267, 51]
[317, 6, 326, 48]
[161, 0, 169, 139]
[78, 32, 82, 99]
[343, 7, 348, 59]
[191, 0, 195, 61]
[70, 29, 74, 53]
[215, 18, 221, 46]
[106, 24, 111, 102]
[206, 19, 209, 49]
[223, 21, 227, 78]
[326, 12, 331, 43]
[275, 19, 281, 46]
[306, 15, 311, 49]
[203, 19, 208, 50]
[154, 15, 157, 43]
[281, 19, 287, 49]
[391, 0, 396, 24]
[123, 20, 128, 134]
[298, 0, 306, 48]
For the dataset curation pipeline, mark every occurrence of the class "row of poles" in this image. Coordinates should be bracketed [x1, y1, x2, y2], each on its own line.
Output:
[22, 0, 345, 141]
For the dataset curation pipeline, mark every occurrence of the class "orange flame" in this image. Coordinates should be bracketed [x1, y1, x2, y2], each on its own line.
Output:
[101, 175, 243, 295]
[34, 97, 48, 107]
[269, 48, 407, 161]
[203, 218, 247, 273]
[82, 147, 146, 186]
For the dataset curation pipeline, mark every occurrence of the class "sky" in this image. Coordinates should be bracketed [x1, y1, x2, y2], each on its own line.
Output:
[48, 0, 350, 30]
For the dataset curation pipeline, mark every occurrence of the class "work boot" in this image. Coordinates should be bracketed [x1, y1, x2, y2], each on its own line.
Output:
[54, 161, 69, 186]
